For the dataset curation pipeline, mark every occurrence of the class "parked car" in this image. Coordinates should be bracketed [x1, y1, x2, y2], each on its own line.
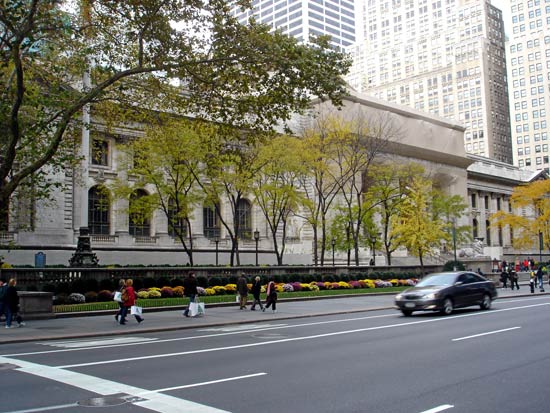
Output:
[394, 271, 497, 316]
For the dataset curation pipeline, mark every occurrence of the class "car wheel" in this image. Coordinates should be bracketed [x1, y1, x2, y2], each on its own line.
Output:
[480, 293, 492, 310]
[401, 309, 413, 317]
[440, 297, 454, 315]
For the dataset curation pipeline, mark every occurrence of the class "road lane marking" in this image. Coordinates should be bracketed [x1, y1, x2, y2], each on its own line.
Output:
[2, 314, 396, 357]
[140, 373, 267, 395]
[44, 337, 157, 348]
[198, 324, 287, 332]
[452, 327, 521, 342]
[56, 302, 550, 369]
[419, 405, 454, 413]
[0, 356, 231, 413]
[4, 403, 79, 413]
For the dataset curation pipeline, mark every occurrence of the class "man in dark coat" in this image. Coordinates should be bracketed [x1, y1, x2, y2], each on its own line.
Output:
[183, 272, 198, 317]
[237, 272, 248, 310]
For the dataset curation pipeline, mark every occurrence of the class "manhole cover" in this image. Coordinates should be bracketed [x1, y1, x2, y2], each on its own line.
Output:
[77, 396, 128, 407]
[251, 333, 288, 339]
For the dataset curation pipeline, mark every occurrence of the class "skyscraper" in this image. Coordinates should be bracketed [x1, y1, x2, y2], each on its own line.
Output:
[347, 0, 513, 164]
[230, 0, 356, 49]
[506, 0, 550, 173]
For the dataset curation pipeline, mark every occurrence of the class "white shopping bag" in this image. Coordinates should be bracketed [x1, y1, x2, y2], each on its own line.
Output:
[113, 291, 122, 302]
[130, 306, 143, 316]
[189, 301, 205, 317]
[236, 294, 240, 303]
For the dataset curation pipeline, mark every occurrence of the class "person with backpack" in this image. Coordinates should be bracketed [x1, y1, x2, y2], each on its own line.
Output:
[263, 280, 278, 313]
[509, 270, 520, 290]
[500, 269, 509, 289]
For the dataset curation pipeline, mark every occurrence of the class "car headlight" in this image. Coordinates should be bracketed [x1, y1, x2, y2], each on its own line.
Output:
[422, 293, 436, 300]
[395, 294, 403, 300]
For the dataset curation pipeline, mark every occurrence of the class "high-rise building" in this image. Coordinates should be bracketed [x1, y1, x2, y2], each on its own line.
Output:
[347, 0, 513, 164]
[506, 0, 550, 173]
[230, 0, 356, 49]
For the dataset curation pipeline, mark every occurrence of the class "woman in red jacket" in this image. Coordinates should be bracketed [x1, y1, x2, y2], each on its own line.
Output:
[120, 278, 143, 325]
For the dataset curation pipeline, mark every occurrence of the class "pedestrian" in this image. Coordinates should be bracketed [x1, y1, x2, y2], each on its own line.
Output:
[237, 272, 248, 310]
[263, 280, 278, 313]
[529, 272, 535, 293]
[536, 267, 544, 292]
[250, 276, 264, 311]
[509, 270, 520, 290]
[119, 278, 143, 325]
[183, 272, 198, 317]
[114, 278, 126, 323]
[5, 278, 25, 328]
[500, 269, 509, 289]
[477, 267, 484, 276]
[0, 278, 7, 322]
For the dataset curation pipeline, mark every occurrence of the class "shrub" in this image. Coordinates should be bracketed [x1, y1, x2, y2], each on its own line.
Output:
[197, 276, 208, 288]
[143, 277, 156, 289]
[208, 276, 222, 287]
[349, 281, 361, 289]
[99, 279, 115, 292]
[172, 286, 184, 297]
[85, 291, 98, 302]
[137, 290, 150, 299]
[228, 275, 239, 284]
[147, 289, 161, 298]
[83, 279, 99, 293]
[53, 293, 69, 305]
[213, 286, 227, 295]
[273, 274, 283, 283]
[205, 288, 216, 296]
[42, 283, 56, 293]
[282, 284, 294, 292]
[322, 275, 334, 283]
[340, 274, 350, 282]
[97, 290, 114, 302]
[68, 293, 86, 304]
[197, 286, 206, 296]
[156, 277, 170, 288]
[443, 260, 465, 271]
[170, 278, 184, 287]
[133, 278, 144, 291]
[290, 282, 302, 291]
[160, 287, 174, 298]
[225, 284, 237, 293]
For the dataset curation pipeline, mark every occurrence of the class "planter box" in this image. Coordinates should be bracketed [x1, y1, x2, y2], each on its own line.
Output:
[19, 291, 55, 320]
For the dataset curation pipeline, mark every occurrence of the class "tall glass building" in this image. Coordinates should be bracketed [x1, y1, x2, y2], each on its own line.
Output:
[506, 0, 550, 173]
[230, 0, 357, 49]
[347, 0, 513, 164]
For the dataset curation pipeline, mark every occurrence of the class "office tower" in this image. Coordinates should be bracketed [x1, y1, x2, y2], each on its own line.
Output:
[506, 0, 550, 173]
[347, 0, 513, 163]
[230, 0, 356, 49]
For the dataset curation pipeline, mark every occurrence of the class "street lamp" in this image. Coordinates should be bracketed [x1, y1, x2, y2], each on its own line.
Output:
[331, 238, 336, 266]
[452, 218, 457, 264]
[370, 232, 381, 266]
[254, 229, 260, 266]
[214, 235, 220, 266]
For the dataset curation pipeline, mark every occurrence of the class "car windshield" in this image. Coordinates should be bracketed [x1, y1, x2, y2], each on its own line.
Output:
[415, 273, 457, 287]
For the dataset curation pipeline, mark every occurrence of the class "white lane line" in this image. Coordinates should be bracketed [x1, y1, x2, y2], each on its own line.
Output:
[2, 314, 395, 357]
[452, 327, 521, 342]
[45, 336, 157, 348]
[0, 356, 230, 413]
[198, 324, 288, 332]
[140, 373, 267, 395]
[4, 403, 79, 413]
[419, 404, 454, 413]
[57, 302, 550, 369]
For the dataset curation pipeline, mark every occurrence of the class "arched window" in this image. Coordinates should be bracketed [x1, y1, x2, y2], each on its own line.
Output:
[129, 189, 151, 236]
[236, 198, 252, 240]
[485, 220, 491, 246]
[472, 219, 478, 239]
[168, 198, 187, 237]
[88, 186, 110, 235]
[203, 202, 220, 239]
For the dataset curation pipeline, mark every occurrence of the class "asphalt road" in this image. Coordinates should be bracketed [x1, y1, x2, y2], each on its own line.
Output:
[1, 294, 549, 413]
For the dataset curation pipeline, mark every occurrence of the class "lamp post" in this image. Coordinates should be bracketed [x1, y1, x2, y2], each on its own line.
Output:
[254, 229, 260, 266]
[331, 238, 336, 266]
[370, 232, 381, 266]
[214, 235, 220, 266]
[452, 218, 457, 264]
[539, 231, 543, 265]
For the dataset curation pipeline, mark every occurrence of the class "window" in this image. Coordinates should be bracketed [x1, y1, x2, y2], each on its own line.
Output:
[203, 203, 220, 239]
[471, 193, 477, 208]
[473, 218, 479, 239]
[486, 220, 491, 245]
[88, 186, 110, 235]
[91, 139, 109, 166]
[167, 198, 187, 238]
[484, 195, 489, 209]
[236, 199, 252, 240]
[129, 189, 151, 236]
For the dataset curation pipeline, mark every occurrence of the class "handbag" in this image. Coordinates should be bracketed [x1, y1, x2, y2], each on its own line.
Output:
[113, 291, 123, 302]
[130, 305, 143, 316]
[189, 297, 205, 317]
[236, 294, 240, 303]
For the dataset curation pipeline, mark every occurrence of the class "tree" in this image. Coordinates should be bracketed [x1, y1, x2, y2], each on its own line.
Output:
[490, 179, 550, 253]
[392, 176, 449, 274]
[252, 135, 307, 265]
[0, 0, 351, 230]
[431, 189, 471, 256]
[111, 118, 206, 265]
[365, 163, 424, 265]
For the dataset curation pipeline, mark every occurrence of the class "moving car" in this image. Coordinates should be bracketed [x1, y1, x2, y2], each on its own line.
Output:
[394, 271, 497, 316]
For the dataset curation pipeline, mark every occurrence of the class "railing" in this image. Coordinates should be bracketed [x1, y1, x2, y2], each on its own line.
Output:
[134, 236, 158, 244]
[91, 235, 117, 243]
[0, 264, 442, 290]
[0, 232, 16, 242]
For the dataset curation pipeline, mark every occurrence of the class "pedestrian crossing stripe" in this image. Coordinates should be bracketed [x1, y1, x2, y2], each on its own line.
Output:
[43, 336, 158, 348]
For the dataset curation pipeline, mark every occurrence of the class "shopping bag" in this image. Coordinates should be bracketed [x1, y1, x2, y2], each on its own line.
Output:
[189, 299, 205, 317]
[113, 291, 123, 302]
[236, 294, 240, 303]
[130, 306, 143, 316]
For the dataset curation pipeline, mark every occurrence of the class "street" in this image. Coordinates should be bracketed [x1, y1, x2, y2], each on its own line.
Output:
[1, 294, 549, 413]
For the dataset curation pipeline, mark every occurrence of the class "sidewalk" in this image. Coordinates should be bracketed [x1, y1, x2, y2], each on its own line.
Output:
[0, 286, 545, 345]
